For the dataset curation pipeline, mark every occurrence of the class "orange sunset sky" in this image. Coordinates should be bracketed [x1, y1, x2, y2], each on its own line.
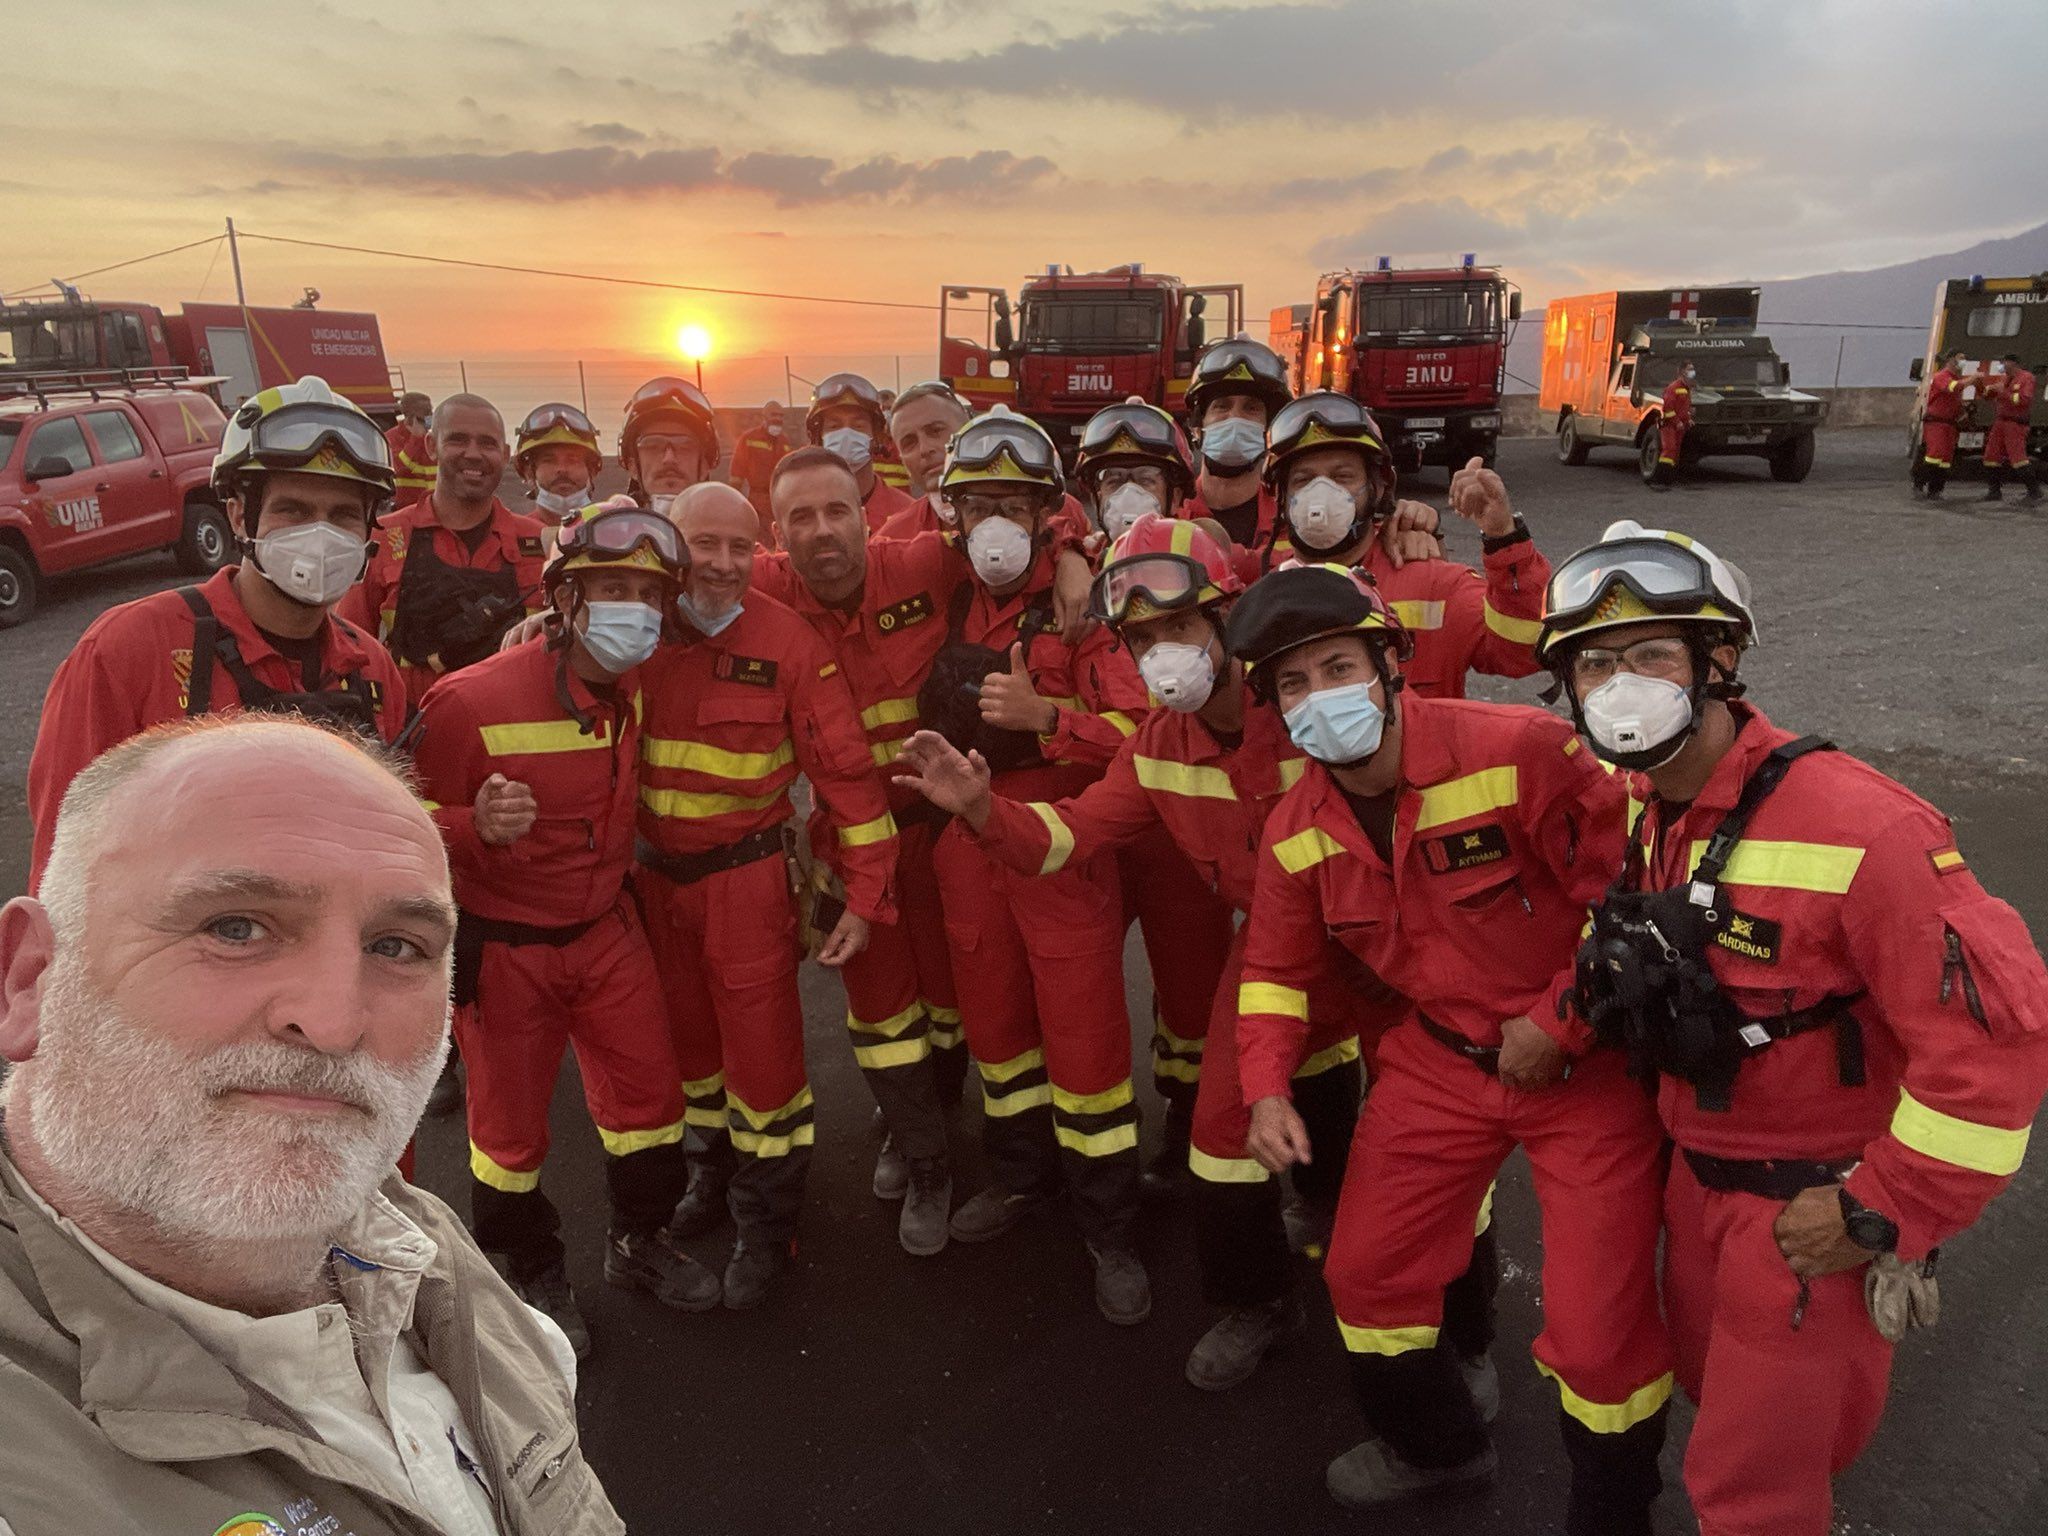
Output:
[10, 0, 2041, 420]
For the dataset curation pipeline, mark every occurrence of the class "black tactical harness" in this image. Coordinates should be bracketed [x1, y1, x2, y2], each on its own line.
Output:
[915, 582, 1058, 777]
[176, 586, 381, 740]
[386, 525, 528, 674]
[1574, 736, 1867, 1112]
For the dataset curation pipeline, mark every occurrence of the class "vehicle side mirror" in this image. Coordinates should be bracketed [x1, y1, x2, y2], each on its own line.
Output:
[1908, 357, 1925, 382]
[994, 316, 1015, 353]
[1186, 314, 1206, 354]
[1508, 293, 1523, 321]
[26, 456, 75, 482]
[1779, 362, 1791, 385]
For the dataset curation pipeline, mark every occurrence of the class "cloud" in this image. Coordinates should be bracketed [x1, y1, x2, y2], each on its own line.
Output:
[578, 121, 647, 144]
[278, 142, 1057, 206]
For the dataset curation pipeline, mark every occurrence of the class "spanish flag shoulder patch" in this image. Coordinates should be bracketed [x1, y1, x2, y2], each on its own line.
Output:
[1929, 846, 1967, 877]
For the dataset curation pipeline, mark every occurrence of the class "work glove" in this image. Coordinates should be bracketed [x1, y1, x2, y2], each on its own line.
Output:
[1864, 1251, 1941, 1344]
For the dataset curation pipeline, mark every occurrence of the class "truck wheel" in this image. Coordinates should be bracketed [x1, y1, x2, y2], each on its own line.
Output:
[1770, 432, 1816, 483]
[0, 544, 39, 629]
[175, 501, 235, 574]
[1638, 427, 1667, 485]
[1556, 416, 1590, 466]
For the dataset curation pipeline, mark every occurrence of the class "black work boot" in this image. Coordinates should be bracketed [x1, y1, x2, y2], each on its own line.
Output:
[1087, 1242, 1153, 1326]
[898, 1156, 952, 1257]
[948, 1185, 1053, 1244]
[1983, 470, 2006, 502]
[1185, 1295, 1304, 1391]
[723, 1237, 794, 1311]
[510, 1259, 591, 1361]
[2021, 465, 2044, 502]
[604, 1228, 721, 1311]
[1139, 1100, 1193, 1201]
[669, 1158, 732, 1239]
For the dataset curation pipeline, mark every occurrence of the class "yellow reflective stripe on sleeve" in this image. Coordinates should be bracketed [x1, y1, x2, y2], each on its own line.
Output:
[1890, 1089, 2031, 1176]
[1272, 826, 1344, 873]
[418, 798, 442, 812]
[1337, 1322, 1439, 1357]
[479, 719, 614, 756]
[469, 1143, 541, 1193]
[639, 784, 787, 819]
[1239, 981, 1310, 1020]
[1389, 599, 1445, 631]
[1482, 602, 1544, 644]
[1414, 765, 1519, 832]
[1101, 711, 1137, 737]
[1190, 1146, 1274, 1184]
[1027, 801, 1075, 874]
[1293, 1034, 1362, 1079]
[1686, 838, 1866, 895]
[838, 811, 898, 848]
[1278, 756, 1307, 790]
[1133, 756, 1238, 800]
[596, 1119, 687, 1157]
[860, 697, 920, 730]
[1536, 1364, 1674, 1434]
[871, 738, 907, 767]
[1055, 1122, 1140, 1157]
[1052, 1079, 1134, 1116]
[642, 735, 794, 780]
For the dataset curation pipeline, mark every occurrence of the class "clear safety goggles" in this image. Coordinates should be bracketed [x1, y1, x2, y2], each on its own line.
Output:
[557, 507, 684, 569]
[1090, 552, 1210, 624]
[1268, 393, 1387, 458]
[245, 401, 392, 473]
[949, 418, 1060, 478]
[811, 372, 884, 411]
[1080, 403, 1178, 458]
[1546, 537, 1724, 624]
[519, 402, 598, 440]
[627, 378, 715, 420]
[1194, 338, 1291, 393]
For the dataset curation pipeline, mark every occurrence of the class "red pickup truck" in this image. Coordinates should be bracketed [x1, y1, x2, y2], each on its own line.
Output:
[0, 382, 232, 627]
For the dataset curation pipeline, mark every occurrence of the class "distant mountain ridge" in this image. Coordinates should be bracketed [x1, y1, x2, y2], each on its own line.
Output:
[1505, 219, 2048, 391]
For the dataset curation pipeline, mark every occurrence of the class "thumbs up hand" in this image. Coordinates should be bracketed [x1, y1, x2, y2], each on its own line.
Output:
[978, 641, 1058, 734]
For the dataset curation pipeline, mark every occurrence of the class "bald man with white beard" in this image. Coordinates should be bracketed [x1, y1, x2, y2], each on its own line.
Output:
[0, 717, 623, 1536]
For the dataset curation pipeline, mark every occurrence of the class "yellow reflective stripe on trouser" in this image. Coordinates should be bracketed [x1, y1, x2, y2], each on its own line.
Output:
[1293, 1034, 1362, 1079]
[681, 1070, 727, 1129]
[847, 999, 932, 1071]
[1240, 981, 1310, 1020]
[641, 735, 794, 779]
[1414, 766, 1519, 832]
[480, 718, 616, 756]
[639, 784, 787, 819]
[1055, 1121, 1140, 1156]
[924, 1000, 963, 1050]
[1338, 1322, 1440, 1356]
[1151, 1015, 1205, 1084]
[839, 811, 898, 848]
[728, 1085, 816, 1157]
[979, 1047, 1051, 1116]
[1482, 601, 1544, 644]
[1890, 1089, 2031, 1176]
[1686, 838, 1866, 895]
[1052, 1080, 1133, 1117]
[596, 1118, 687, 1157]
[1052, 1077, 1138, 1156]
[469, 1142, 541, 1193]
[1133, 756, 1238, 800]
[861, 697, 920, 730]
[1272, 826, 1344, 873]
[1536, 1363, 1674, 1433]
[1190, 1145, 1272, 1184]
[1027, 801, 1075, 874]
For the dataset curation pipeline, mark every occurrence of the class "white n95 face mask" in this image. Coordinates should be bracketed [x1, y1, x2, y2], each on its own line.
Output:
[823, 427, 873, 472]
[966, 516, 1033, 586]
[1579, 672, 1695, 770]
[1137, 642, 1215, 712]
[254, 522, 369, 608]
[1286, 477, 1359, 552]
[1099, 483, 1160, 541]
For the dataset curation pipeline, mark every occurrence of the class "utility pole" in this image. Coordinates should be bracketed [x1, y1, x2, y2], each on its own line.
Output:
[578, 359, 589, 415]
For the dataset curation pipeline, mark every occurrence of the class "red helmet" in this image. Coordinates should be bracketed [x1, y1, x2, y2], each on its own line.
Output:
[620, 376, 720, 469]
[1073, 398, 1197, 497]
[1089, 511, 1242, 625]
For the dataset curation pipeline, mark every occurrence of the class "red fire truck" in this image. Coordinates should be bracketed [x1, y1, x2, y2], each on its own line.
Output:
[1271, 256, 1521, 474]
[938, 265, 1243, 457]
[0, 289, 400, 423]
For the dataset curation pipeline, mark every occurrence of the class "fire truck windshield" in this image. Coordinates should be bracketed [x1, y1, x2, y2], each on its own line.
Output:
[0, 315, 95, 372]
[1021, 296, 1164, 352]
[1360, 286, 1502, 340]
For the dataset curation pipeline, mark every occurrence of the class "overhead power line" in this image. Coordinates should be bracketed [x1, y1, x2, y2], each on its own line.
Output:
[237, 231, 941, 313]
[2, 235, 226, 299]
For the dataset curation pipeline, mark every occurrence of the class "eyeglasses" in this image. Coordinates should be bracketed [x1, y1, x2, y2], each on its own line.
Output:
[1568, 637, 1693, 685]
[951, 491, 1043, 524]
[1096, 465, 1167, 492]
[636, 434, 704, 461]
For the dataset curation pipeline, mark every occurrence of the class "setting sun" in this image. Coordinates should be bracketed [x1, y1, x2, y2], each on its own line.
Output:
[677, 323, 712, 361]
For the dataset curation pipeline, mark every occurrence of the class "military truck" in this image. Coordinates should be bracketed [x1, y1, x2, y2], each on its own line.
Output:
[1541, 287, 1827, 484]
[1905, 274, 2048, 476]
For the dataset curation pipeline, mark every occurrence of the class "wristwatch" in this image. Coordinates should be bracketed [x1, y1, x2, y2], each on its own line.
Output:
[1482, 515, 1530, 553]
[1837, 1187, 1900, 1253]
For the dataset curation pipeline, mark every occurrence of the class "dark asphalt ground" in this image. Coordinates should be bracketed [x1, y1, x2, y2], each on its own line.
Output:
[3, 429, 2045, 1535]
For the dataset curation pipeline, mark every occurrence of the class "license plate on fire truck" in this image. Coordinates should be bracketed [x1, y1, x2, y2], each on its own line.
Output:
[1961, 431, 1986, 450]
[1724, 432, 1769, 445]
[1407, 418, 1446, 429]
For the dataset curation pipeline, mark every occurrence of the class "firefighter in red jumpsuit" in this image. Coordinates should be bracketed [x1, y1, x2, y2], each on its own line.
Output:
[911, 407, 1155, 1324]
[1913, 347, 1973, 499]
[410, 505, 709, 1355]
[806, 372, 915, 532]
[1233, 565, 1672, 1530]
[1656, 362, 1696, 483]
[1977, 351, 2041, 502]
[619, 375, 721, 512]
[1182, 336, 1293, 559]
[513, 401, 604, 537]
[28, 377, 407, 891]
[339, 393, 547, 710]
[728, 401, 791, 536]
[881, 381, 973, 507]
[385, 390, 437, 505]
[1542, 521, 2048, 1536]
[1068, 403, 1240, 1187]
[637, 484, 900, 1309]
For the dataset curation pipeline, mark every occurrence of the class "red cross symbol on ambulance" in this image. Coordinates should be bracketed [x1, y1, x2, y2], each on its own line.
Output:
[1669, 291, 1701, 321]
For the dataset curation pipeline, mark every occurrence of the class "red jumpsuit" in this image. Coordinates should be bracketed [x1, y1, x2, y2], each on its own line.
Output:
[384, 422, 436, 506]
[26, 564, 407, 890]
[1240, 697, 1671, 1521]
[1609, 705, 2048, 1536]
[929, 552, 1151, 1246]
[751, 533, 973, 1155]
[1659, 375, 1695, 469]
[1358, 529, 1550, 699]
[635, 592, 899, 1244]
[410, 639, 689, 1279]
[729, 426, 791, 530]
[861, 477, 916, 536]
[338, 497, 548, 709]
[1918, 363, 1969, 476]
[1982, 365, 2036, 470]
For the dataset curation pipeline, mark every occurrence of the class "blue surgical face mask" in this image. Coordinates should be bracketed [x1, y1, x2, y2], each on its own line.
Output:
[1283, 682, 1386, 765]
[823, 426, 873, 472]
[579, 600, 663, 674]
[676, 588, 741, 638]
[1201, 415, 1267, 471]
